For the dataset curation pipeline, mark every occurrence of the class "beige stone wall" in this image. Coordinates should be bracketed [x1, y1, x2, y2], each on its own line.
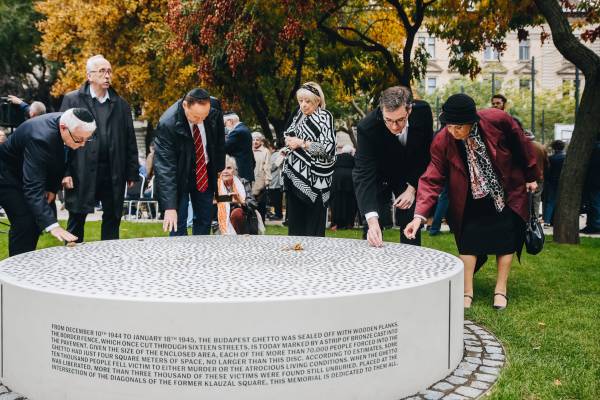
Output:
[415, 24, 600, 93]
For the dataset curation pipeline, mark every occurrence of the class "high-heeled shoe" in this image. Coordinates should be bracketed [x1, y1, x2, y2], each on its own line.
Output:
[464, 294, 473, 309]
[493, 293, 508, 310]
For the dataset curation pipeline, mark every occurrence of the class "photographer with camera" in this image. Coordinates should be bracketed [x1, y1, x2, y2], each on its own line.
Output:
[7, 95, 46, 119]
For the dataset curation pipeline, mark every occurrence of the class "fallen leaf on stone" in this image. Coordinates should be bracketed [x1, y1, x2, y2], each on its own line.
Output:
[554, 379, 562, 386]
[282, 243, 304, 251]
[66, 242, 77, 247]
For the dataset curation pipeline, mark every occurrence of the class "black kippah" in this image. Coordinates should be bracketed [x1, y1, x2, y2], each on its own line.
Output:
[72, 108, 94, 123]
[186, 88, 210, 100]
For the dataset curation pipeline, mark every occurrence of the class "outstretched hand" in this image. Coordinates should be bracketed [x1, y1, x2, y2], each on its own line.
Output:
[50, 226, 78, 244]
[404, 217, 423, 240]
[366, 217, 384, 247]
[525, 181, 538, 193]
[163, 209, 178, 233]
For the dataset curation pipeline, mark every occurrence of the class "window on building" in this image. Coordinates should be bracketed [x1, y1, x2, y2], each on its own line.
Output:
[418, 36, 436, 58]
[426, 77, 437, 94]
[519, 78, 531, 90]
[484, 46, 499, 61]
[427, 37, 436, 59]
[519, 40, 530, 61]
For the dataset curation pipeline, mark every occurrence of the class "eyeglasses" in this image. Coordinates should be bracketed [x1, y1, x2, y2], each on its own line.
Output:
[90, 68, 113, 76]
[68, 127, 95, 144]
[383, 116, 408, 127]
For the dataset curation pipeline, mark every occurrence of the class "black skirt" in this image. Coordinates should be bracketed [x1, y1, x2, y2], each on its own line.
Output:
[457, 195, 524, 256]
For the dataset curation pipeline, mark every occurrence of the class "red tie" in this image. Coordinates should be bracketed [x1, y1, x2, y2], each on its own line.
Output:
[192, 124, 209, 192]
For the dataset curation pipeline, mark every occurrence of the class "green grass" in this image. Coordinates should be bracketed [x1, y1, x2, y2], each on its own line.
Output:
[1, 221, 599, 399]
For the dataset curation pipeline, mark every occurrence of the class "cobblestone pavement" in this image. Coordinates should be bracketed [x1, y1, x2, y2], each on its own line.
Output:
[0, 321, 503, 400]
[402, 320, 506, 400]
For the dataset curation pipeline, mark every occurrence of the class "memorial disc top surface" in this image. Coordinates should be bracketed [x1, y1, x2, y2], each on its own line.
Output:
[0, 236, 461, 301]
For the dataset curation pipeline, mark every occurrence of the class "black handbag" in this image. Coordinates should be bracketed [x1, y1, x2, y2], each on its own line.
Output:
[525, 191, 545, 255]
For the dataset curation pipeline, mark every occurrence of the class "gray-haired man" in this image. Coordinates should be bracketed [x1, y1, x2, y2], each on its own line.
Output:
[0, 109, 96, 256]
[60, 54, 139, 243]
[353, 86, 434, 247]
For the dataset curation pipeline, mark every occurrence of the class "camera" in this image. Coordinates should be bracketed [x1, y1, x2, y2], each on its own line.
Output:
[0, 97, 25, 128]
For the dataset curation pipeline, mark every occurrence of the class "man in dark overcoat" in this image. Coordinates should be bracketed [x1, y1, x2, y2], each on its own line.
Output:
[60, 55, 139, 242]
[353, 86, 434, 247]
[0, 109, 95, 256]
[224, 112, 255, 183]
[153, 88, 226, 235]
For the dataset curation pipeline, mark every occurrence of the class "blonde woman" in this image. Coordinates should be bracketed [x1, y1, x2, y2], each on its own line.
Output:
[283, 82, 336, 236]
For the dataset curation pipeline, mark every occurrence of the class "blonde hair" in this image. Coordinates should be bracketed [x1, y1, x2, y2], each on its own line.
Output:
[296, 81, 326, 109]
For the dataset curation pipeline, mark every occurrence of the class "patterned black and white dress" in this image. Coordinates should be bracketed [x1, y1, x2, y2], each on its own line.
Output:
[283, 107, 336, 205]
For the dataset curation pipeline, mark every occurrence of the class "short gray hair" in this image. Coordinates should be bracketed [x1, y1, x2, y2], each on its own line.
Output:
[379, 86, 413, 112]
[223, 113, 240, 124]
[251, 131, 264, 141]
[86, 55, 108, 73]
[60, 108, 97, 133]
[29, 101, 46, 117]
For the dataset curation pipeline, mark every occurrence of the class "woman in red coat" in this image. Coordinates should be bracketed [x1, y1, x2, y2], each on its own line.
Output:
[405, 94, 539, 310]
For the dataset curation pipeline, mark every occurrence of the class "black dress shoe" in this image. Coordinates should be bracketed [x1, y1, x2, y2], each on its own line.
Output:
[580, 226, 600, 234]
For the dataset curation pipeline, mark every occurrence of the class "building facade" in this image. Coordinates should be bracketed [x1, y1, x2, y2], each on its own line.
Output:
[416, 25, 600, 95]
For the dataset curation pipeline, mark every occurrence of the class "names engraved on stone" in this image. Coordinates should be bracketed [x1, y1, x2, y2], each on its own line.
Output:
[49, 322, 399, 387]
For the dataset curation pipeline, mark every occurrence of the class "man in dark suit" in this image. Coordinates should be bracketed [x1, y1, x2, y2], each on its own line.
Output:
[0, 108, 96, 256]
[224, 112, 255, 183]
[353, 86, 433, 247]
[60, 55, 139, 242]
[153, 88, 226, 235]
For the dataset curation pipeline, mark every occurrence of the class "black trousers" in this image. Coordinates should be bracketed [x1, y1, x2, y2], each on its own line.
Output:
[0, 186, 43, 256]
[361, 198, 421, 246]
[268, 188, 283, 217]
[67, 179, 121, 243]
[286, 190, 326, 237]
[256, 189, 268, 223]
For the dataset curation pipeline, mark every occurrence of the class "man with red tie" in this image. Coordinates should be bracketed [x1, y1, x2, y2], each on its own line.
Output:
[153, 88, 226, 235]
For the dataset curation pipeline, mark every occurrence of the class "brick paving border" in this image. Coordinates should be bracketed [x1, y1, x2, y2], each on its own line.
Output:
[403, 320, 506, 400]
[0, 321, 504, 400]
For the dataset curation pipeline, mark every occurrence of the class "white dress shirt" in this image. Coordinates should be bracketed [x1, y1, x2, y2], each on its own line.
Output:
[89, 86, 110, 103]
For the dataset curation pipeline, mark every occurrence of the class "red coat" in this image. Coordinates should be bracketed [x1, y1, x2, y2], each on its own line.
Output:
[415, 108, 539, 241]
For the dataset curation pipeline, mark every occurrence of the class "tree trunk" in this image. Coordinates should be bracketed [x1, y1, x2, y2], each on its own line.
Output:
[534, 0, 600, 243]
[553, 75, 600, 243]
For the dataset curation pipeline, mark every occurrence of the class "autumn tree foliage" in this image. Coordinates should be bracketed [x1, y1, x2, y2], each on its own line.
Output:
[167, 0, 336, 140]
[0, 0, 56, 107]
[36, 0, 196, 124]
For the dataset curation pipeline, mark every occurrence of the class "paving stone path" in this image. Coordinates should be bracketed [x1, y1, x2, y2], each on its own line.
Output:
[403, 320, 506, 400]
[0, 321, 504, 400]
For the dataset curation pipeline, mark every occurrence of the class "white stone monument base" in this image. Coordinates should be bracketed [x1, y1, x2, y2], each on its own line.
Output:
[0, 236, 464, 399]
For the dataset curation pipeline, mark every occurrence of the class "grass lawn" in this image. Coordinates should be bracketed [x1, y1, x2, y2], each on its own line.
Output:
[0, 220, 599, 399]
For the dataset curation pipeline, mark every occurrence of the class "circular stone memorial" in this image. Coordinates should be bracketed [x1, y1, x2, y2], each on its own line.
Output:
[0, 236, 463, 400]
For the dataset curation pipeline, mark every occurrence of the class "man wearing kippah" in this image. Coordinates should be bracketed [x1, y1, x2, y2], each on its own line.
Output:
[0, 108, 96, 256]
[60, 55, 140, 243]
[153, 88, 226, 235]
